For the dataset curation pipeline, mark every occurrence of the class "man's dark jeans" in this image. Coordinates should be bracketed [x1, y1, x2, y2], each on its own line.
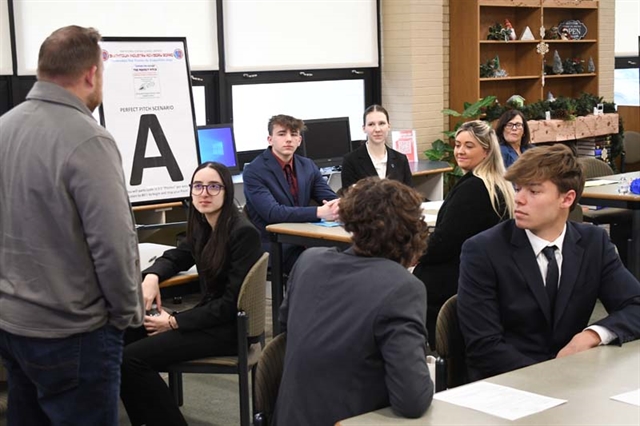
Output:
[0, 324, 124, 426]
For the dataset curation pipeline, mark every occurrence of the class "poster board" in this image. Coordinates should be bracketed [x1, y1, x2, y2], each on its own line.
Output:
[100, 37, 198, 205]
[391, 130, 418, 162]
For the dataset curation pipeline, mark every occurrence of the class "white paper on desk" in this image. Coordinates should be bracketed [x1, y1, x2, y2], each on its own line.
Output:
[421, 200, 444, 210]
[434, 381, 567, 421]
[611, 389, 640, 407]
[585, 179, 618, 187]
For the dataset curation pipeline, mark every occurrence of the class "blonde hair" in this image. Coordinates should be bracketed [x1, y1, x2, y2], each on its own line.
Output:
[455, 120, 514, 219]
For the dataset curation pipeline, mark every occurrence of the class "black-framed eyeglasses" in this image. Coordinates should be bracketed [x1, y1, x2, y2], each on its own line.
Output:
[506, 122, 524, 130]
[190, 183, 225, 196]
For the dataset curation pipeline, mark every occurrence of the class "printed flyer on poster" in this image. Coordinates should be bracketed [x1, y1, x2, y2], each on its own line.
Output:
[100, 38, 198, 204]
[392, 130, 418, 162]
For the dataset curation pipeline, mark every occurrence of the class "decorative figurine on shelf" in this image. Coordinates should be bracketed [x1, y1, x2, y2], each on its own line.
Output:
[547, 91, 556, 102]
[507, 95, 525, 108]
[480, 55, 508, 78]
[563, 57, 584, 74]
[545, 26, 560, 40]
[560, 28, 572, 40]
[520, 26, 535, 41]
[588, 57, 596, 73]
[487, 22, 510, 41]
[552, 50, 564, 74]
[504, 19, 516, 41]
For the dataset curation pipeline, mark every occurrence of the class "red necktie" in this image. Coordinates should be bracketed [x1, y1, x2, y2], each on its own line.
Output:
[284, 164, 299, 206]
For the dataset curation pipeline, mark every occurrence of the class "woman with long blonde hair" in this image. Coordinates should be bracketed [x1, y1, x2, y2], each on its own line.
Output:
[413, 120, 514, 348]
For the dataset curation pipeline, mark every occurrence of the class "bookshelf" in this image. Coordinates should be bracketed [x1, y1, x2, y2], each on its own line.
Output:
[450, 0, 599, 127]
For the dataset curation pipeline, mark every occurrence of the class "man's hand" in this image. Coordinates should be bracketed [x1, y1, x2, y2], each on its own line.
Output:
[556, 329, 601, 358]
[141, 274, 162, 311]
[317, 198, 340, 221]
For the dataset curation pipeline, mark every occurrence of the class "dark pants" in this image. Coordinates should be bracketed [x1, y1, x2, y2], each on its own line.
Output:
[0, 324, 124, 426]
[120, 324, 237, 426]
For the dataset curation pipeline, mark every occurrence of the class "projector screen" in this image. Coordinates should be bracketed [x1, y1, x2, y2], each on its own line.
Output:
[232, 79, 366, 153]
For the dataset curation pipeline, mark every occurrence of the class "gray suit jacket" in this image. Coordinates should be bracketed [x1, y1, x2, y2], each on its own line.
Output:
[274, 247, 434, 426]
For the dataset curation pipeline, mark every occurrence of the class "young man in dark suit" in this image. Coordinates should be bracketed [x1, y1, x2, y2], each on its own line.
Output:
[458, 144, 640, 381]
[243, 114, 339, 270]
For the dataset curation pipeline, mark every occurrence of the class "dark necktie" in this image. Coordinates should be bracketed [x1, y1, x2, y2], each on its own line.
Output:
[284, 164, 299, 206]
[542, 246, 559, 311]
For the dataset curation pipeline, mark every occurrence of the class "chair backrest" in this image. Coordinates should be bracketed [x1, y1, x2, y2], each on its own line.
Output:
[435, 295, 468, 389]
[237, 252, 269, 339]
[623, 131, 640, 164]
[253, 333, 287, 426]
[578, 156, 614, 179]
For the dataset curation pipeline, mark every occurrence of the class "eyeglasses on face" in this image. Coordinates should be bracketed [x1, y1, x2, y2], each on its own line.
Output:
[190, 183, 225, 196]
[505, 122, 524, 130]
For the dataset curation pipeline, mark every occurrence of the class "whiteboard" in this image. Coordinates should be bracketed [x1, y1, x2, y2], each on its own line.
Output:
[232, 80, 366, 152]
[100, 38, 198, 205]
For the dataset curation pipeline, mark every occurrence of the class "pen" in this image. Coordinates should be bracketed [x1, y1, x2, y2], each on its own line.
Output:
[148, 256, 157, 263]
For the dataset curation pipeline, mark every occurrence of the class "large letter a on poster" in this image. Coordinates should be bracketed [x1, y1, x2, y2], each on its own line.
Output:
[130, 114, 184, 186]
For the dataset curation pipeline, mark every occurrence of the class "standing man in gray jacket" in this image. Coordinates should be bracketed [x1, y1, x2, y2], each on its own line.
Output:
[0, 25, 143, 426]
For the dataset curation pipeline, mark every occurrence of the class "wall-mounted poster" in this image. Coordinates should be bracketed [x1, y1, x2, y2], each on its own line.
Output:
[100, 37, 198, 205]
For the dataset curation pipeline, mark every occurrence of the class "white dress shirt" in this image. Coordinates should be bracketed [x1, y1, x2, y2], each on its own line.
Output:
[366, 143, 388, 180]
[525, 226, 615, 345]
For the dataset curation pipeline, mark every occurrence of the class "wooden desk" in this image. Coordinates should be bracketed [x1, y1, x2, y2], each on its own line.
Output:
[267, 208, 440, 336]
[138, 243, 198, 289]
[580, 171, 640, 279]
[338, 340, 640, 425]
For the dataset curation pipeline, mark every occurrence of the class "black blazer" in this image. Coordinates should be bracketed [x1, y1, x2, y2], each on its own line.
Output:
[340, 144, 412, 189]
[143, 216, 263, 331]
[413, 172, 507, 348]
[458, 220, 640, 381]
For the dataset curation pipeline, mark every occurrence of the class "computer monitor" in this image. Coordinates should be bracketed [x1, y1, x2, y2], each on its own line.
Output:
[302, 117, 352, 169]
[196, 124, 240, 175]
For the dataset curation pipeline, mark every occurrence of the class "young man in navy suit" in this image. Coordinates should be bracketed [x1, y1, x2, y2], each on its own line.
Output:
[243, 114, 339, 271]
[458, 144, 640, 381]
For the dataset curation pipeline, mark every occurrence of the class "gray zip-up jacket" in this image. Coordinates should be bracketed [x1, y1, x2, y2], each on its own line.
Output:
[0, 81, 143, 338]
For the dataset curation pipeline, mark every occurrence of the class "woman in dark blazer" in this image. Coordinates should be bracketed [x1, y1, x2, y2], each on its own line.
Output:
[120, 162, 263, 426]
[413, 121, 514, 349]
[341, 104, 412, 190]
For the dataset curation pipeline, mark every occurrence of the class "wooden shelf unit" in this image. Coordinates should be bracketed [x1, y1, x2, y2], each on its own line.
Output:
[449, 0, 599, 127]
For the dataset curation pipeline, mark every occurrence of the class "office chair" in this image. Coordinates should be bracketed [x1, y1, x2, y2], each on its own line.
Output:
[163, 252, 269, 426]
[621, 131, 640, 172]
[253, 333, 287, 426]
[579, 157, 631, 265]
[435, 295, 468, 392]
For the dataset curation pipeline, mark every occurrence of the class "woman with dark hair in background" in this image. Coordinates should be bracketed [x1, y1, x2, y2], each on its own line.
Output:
[341, 104, 413, 190]
[120, 162, 263, 426]
[413, 120, 514, 349]
[495, 109, 532, 169]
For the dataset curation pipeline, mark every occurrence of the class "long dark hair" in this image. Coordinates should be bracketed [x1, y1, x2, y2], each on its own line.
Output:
[495, 109, 531, 148]
[186, 162, 239, 294]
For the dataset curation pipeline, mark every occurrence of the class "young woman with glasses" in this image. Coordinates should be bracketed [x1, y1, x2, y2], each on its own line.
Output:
[120, 161, 263, 426]
[494, 109, 532, 169]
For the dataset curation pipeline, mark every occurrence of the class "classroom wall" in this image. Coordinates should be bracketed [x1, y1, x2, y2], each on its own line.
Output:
[600, 0, 615, 100]
[380, 0, 447, 158]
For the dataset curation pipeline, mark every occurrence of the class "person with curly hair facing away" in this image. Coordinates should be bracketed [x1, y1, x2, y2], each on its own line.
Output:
[274, 177, 434, 426]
